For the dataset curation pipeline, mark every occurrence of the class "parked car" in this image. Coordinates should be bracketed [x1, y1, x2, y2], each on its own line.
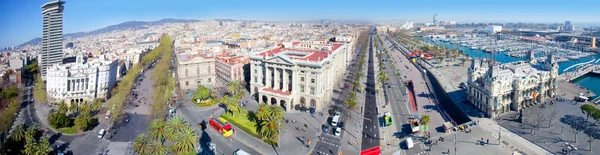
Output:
[334, 127, 341, 136]
[98, 129, 106, 138]
[322, 125, 329, 132]
[207, 142, 216, 151]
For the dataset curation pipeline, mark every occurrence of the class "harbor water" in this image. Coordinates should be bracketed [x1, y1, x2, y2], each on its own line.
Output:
[427, 39, 600, 100]
[572, 73, 600, 100]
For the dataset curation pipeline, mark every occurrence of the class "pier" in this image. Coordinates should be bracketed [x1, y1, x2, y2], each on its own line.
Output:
[560, 64, 600, 81]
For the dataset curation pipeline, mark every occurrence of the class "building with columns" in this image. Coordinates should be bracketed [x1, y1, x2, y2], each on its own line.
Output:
[46, 53, 118, 104]
[249, 41, 352, 112]
[467, 54, 558, 118]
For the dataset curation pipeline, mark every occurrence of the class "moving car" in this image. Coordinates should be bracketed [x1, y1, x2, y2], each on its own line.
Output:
[233, 149, 251, 155]
[406, 137, 414, 149]
[207, 142, 216, 151]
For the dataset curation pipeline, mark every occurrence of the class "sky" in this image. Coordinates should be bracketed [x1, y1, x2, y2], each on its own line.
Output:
[1, 0, 599, 48]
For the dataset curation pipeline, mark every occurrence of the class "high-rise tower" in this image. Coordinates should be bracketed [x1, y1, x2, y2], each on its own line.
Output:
[40, 0, 65, 80]
[433, 13, 439, 25]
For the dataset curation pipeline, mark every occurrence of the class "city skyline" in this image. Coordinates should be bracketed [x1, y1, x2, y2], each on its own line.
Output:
[1, 0, 600, 48]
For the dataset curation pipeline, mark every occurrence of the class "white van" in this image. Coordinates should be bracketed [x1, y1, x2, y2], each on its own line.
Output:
[331, 116, 340, 126]
[98, 129, 106, 138]
[233, 149, 251, 155]
[406, 137, 414, 149]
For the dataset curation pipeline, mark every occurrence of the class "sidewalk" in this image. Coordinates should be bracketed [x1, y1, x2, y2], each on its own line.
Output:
[339, 45, 369, 155]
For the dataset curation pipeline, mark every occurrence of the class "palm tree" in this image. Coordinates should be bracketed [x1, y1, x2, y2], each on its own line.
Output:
[256, 104, 270, 121]
[58, 102, 68, 114]
[35, 136, 52, 155]
[133, 134, 152, 155]
[223, 96, 240, 116]
[24, 125, 39, 142]
[172, 126, 199, 153]
[227, 80, 243, 97]
[377, 71, 389, 85]
[149, 140, 169, 155]
[259, 120, 279, 140]
[148, 119, 167, 142]
[453, 53, 458, 62]
[345, 98, 359, 111]
[396, 72, 402, 79]
[420, 115, 431, 129]
[22, 139, 37, 155]
[69, 102, 78, 114]
[11, 124, 26, 142]
[166, 116, 186, 141]
[268, 105, 284, 121]
[461, 58, 467, 66]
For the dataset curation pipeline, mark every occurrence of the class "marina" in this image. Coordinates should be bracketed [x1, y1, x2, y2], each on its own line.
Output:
[425, 38, 600, 101]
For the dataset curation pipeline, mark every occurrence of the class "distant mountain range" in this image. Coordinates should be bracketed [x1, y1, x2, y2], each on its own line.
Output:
[18, 18, 202, 47]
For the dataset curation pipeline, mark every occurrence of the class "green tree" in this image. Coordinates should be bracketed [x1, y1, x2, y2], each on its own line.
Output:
[345, 98, 359, 111]
[227, 80, 243, 97]
[259, 120, 279, 141]
[58, 102, 68, 114]
[148, 119, 167, 142]
[193, 85, 211, 101]
[461, 58, 467, 66]
[453, 53, 459, 62]
[165, 116, 186, 141]
[256, 104, 270, 121]
[11, 124, 27, 142]
[133, 134, 152, 155]
[33, 73, 47, 103]
[420, 115, 431, 128]
[268, 105, 284, 121]
[172, 126, 199, 153]
[74, 111, 97, 131]
[69, 103, 78, 114]
[581, 104, 597, 121]
[149, 140, 169, 155]
[49, 112, 72, 128]
[223, 96, 240, 116]
[35, 136, 51, 155]
[377, 71, 389, 85]
[22, 139, 37, 155]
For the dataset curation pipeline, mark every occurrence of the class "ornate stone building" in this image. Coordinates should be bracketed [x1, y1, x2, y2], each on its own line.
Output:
[249, 41, 352, 112]
[467, 54, 558, 117]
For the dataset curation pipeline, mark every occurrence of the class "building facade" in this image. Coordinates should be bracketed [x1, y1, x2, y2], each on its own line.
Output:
[40, 0, 65, 80]
[177, 51, 217, 91]
[467, 54, 558, 117]
[250, 42, 351, 112]
[215, 55, 250, 86]
[46, 54, 118, 104]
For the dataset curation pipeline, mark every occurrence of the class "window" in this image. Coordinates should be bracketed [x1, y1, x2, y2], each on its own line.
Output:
[254, 69, 257, 73]
[301, 71, 305, 73]
[254, 76, 257, 83]
[197, 67, 200, 75]
[300, 85, 305, 92]
[208, 66, 211, 73]
[310, 87, 315, 95]
[208, 78, 211, 82]
[185, 81, 189, 86]
[197, 80, 201, 84]
[185, 69, 188, 77]
[311, 78, 315, 84]
[301, 77, 305, 82]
